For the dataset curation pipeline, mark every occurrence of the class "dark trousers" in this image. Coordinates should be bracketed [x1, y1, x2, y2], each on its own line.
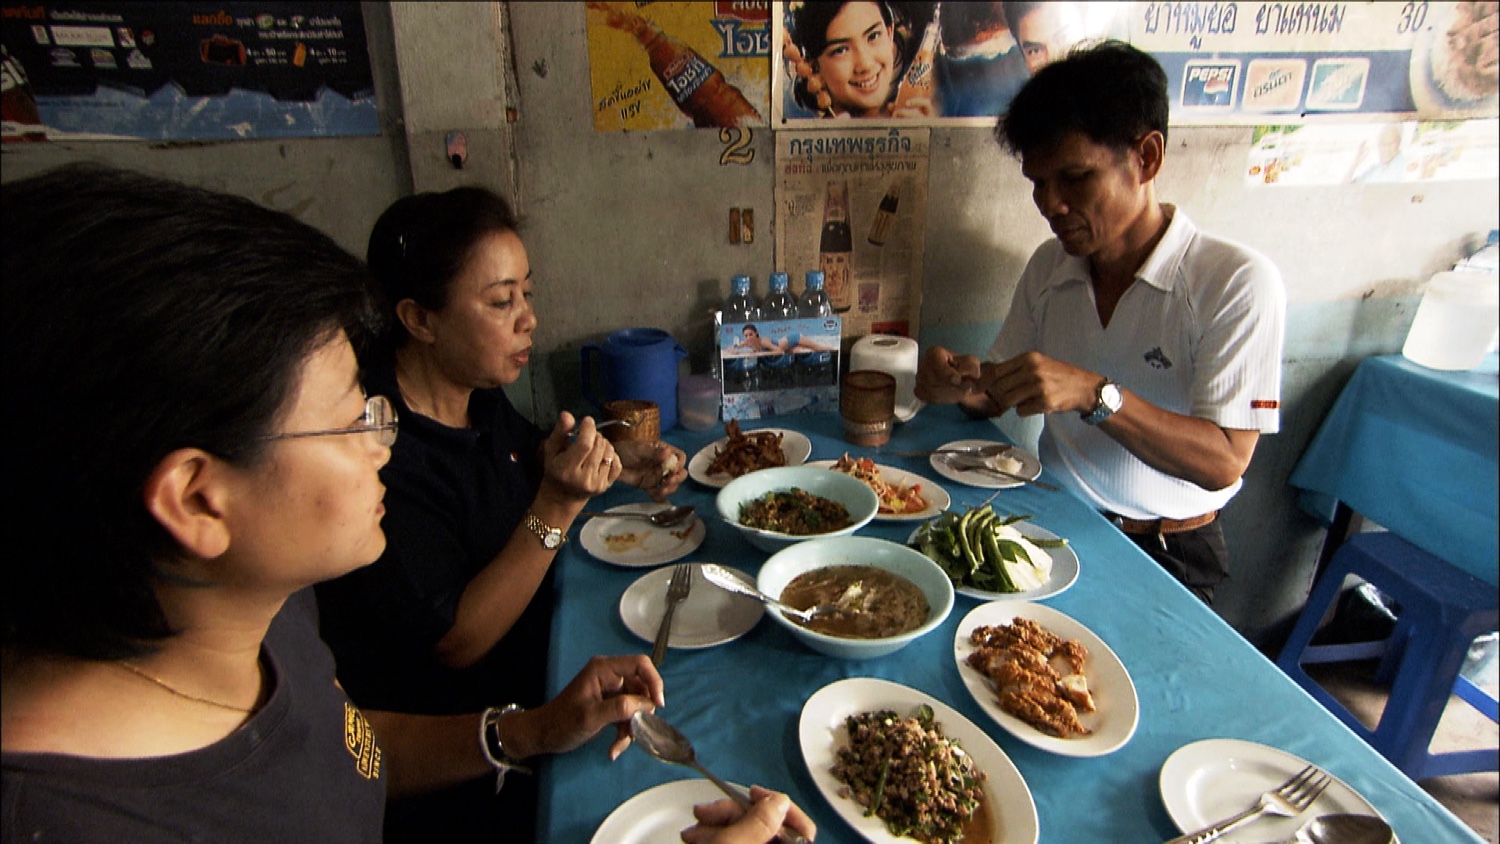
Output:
[1121, 519, 1230, 605]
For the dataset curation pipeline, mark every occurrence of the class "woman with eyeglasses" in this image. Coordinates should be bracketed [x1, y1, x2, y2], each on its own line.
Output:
[0, 165, 680, 842]
[312, 186, 692, 842]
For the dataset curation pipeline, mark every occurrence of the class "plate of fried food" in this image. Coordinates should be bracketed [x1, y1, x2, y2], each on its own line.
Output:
[953, 602, 1138, 757]
[799, 676, 1038, 844]
[687, 421, 812, 488]
[807, 455, 951, 522]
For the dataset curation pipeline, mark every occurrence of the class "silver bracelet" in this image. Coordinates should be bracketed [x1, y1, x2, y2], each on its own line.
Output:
[480, 704, 533, 793]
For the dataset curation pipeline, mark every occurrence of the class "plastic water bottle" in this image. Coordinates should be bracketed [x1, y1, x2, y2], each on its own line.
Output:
[722, 274, 761, 393]
[761, 272, 797, 389]
[797, 270, 835, 387]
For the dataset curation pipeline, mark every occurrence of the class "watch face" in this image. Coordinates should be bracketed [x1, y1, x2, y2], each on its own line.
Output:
[542, 531, 562, 550]
[1101, 382, 1123, 410]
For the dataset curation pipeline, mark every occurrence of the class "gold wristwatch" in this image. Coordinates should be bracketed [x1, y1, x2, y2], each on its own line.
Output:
[523, 511, 566, 550]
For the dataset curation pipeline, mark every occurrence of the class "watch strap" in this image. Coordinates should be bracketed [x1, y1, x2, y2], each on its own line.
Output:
[523, 511, 566, 549]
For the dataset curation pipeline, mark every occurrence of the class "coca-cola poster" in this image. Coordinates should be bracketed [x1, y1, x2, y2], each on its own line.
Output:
[774, 127, 929, 340]
[1, 1, 376, 141]
[772, 2, 1497, 128]
[586, 1, 771, 131]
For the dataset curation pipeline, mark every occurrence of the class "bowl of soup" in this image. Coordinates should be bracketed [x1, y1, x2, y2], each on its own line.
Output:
[716, 466, 879, 554]
[758, 536, 954, 659]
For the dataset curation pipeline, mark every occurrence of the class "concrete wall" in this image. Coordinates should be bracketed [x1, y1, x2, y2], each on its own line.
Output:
[4, 2, 1495, 647]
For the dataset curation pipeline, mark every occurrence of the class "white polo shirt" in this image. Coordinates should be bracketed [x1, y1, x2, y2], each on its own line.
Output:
[989, 206, 1286, 520]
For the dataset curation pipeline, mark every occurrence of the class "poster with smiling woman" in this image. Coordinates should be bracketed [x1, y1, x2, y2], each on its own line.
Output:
[772, 1, 1127, 128]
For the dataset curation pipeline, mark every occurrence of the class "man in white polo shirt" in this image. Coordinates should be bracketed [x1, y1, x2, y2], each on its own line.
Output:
[915, 41, 1285, 604]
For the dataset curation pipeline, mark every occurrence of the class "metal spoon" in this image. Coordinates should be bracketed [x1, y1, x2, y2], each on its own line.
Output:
[580, 504, 696, 527]
[1285, 814, 1393, 844]
[629, 710, 811, 844]
[699, 564, 833, 622]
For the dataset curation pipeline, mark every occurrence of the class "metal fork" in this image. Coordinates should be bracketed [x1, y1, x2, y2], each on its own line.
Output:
[1164, 765, 1332, 844]
[651, 564, 693, 666]
[888, 444, 1015, 459]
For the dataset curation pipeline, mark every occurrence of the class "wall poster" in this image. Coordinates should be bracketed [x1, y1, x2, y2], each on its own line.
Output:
[585, 1, 770, 131]
[771, 2, 1498, 128]
[774, 127, 929, 340]
[1, 1, 377, 141]
[1246, 118, 1498, 185]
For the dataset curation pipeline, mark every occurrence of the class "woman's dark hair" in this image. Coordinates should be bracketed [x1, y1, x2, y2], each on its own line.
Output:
[364, 186, 520, 358]
[998, 39, 1170, 158]
[788, 1, 909, 115]
[1, 164, 375, 660]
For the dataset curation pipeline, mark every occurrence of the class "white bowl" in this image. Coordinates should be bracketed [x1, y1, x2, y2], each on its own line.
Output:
[716, 466, 879, 554]
[757, 536, 955, 659]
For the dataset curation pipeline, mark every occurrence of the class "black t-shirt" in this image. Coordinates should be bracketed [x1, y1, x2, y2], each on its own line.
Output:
[1, 591, 387, 844]
[314, 359, 552, 843]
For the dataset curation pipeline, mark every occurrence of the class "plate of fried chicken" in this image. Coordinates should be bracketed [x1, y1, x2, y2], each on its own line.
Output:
[953, 602, 1138, 757]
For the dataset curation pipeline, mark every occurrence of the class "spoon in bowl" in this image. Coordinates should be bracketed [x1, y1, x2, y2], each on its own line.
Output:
[579, 504, 696, 527]
[629, 711, 811, 844]
[698, 564, 835, 622]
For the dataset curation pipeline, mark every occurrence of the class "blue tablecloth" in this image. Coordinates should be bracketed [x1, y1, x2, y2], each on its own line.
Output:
[540, 407, 1481, 843]
[1291, 353, 1499, 585]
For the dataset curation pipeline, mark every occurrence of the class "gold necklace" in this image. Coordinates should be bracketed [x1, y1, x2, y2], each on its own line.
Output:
[114, 661, 256, 715]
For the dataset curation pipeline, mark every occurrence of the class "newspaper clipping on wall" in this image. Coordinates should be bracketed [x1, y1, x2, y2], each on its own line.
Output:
[774, 126, 929, 340]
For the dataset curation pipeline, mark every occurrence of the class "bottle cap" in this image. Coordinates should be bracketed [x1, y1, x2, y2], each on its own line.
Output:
[770, 272, 788, 290]
[805, 270, 824, 288]
[732, 274, 751, 293]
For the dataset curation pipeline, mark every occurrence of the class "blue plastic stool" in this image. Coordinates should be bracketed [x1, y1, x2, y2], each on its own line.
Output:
[1277, 531, 1498, 780]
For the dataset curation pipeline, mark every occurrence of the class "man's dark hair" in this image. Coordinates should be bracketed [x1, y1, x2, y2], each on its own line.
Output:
[998, 39, 1169, 157]
[364, 186, 521, 357]
[2, 163, 374, 659]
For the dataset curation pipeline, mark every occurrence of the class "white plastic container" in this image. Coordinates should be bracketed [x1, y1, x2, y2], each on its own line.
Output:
[1401, 270, 1500, 371]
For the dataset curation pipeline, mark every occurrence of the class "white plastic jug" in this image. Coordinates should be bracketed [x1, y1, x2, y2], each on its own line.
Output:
[1401, 270, 1499, 371]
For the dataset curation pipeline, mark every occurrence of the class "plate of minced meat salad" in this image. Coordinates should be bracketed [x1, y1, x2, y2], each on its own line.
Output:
[799, 677, 1038, 844]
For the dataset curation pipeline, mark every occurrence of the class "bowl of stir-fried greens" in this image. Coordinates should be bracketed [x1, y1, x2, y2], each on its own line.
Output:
[716, 466, 879, 553]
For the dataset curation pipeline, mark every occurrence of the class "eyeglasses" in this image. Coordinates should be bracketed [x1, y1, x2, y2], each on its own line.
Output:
[258, 395, 398, 448]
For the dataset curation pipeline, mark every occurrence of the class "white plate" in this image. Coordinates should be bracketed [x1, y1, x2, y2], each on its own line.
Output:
[799, 677, 1039, 844]
[580, 503, 707, 567]
[928, 439, 1042, 490]
[688, 428, 813, 488]
[954, 602, 1138, 757]
[805, 459, 952, 522]
[591, 778, 739, 844]
[1159, 739, 1397, 843]
[619, 563, 762, 650]
[906, 520, 1080, 602]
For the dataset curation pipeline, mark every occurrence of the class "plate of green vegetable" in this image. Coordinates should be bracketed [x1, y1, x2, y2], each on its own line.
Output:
[908, 505, 1079, 601]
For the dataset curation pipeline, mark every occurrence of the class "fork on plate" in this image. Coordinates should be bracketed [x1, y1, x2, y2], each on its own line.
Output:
[1164, 764, 1332, 844]
[651, 564, 693, 666]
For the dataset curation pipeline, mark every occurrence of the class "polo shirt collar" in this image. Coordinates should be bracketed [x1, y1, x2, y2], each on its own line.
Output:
[1134, 204, 1195, 293]
[1047, 203, 1196, 293]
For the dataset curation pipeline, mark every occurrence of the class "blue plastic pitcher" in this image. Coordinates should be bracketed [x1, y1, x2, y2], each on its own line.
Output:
[580, 328, 688, 431]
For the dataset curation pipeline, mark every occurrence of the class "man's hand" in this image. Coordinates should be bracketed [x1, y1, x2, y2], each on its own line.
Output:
[914, 346, 986, 405]
[981, 351, 1101, 417]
